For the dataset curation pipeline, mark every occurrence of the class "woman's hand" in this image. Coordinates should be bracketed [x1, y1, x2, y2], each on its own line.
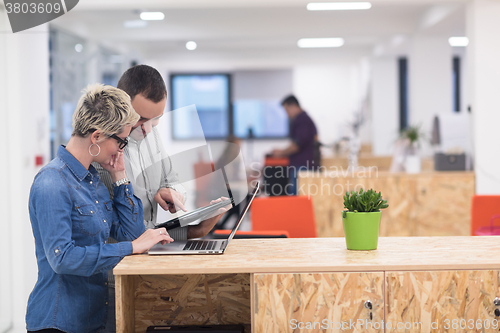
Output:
[99, 152, 127, 182]
[131, 228, 174, 254]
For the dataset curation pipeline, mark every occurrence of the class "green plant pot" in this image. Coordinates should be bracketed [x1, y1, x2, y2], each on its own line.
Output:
[342, 211, 381, 250]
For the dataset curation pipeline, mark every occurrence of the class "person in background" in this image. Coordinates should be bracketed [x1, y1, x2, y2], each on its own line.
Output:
[26, 84, 172, 333]
[272, 94, 319, 195]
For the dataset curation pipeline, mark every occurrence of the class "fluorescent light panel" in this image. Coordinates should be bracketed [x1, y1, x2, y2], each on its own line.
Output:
[307, 2, 372, 10]
[449, 37, 469, 47]
[298, 38, 344, 48]
[140, 12, 165, 21]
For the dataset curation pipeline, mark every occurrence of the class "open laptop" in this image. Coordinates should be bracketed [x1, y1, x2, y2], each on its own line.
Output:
[148, 181, 259, 255]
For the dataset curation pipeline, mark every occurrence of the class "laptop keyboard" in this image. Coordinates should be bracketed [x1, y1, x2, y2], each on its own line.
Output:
[183, 240, 220, 251]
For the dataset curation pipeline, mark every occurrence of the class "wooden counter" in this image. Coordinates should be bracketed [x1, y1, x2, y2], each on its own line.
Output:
[114, 237, 500, 332]
[298, 171, 475, 237]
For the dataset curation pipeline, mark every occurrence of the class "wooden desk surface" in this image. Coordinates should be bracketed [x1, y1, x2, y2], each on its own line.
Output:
[114, 236, 500, 275]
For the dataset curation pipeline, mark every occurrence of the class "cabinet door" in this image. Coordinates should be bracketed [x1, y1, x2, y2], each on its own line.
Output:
[253, 272, 384, 332]
[386, 270, 500, 333]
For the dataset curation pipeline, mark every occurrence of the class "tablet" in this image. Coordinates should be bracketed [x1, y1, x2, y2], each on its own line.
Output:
[154, 198, 232, 230]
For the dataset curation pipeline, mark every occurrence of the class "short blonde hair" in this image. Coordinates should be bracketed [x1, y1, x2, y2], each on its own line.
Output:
[72, 84, 140, 137]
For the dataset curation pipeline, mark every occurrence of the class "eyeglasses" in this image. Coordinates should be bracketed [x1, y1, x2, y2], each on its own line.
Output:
[108, 134, 128, 150]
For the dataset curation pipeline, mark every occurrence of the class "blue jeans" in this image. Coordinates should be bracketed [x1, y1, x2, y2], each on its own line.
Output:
[101, 286, 116, 333]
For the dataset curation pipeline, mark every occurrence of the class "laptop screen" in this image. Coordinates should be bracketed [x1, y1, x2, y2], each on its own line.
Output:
[226, 182, 260, 244]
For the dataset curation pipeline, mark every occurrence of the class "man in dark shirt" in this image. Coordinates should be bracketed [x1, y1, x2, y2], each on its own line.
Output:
[272, 95, 319, 194]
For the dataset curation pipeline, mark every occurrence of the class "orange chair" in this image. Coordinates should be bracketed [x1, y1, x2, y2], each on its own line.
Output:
[471, 195, 500, 235]
[251, 196, 317, 238]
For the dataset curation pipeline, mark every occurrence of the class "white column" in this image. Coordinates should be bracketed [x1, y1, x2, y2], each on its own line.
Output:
[467, 0, 500, 194]
[409, 35, 453, 155]
[0, 17, 50, 331]
[371, 57, 399, 156]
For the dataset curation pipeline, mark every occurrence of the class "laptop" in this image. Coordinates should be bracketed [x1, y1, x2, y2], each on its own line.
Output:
[148, 181, 259, 255]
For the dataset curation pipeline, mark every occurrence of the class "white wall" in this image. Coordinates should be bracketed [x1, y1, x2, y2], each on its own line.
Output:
[409, 35, 453, 156]
[0, 20, 51, 332]
[467, 0, 500, 194]
[293, 63, 362, 148]
[371, 57, 399, 156]
[0, 8, 13, 333]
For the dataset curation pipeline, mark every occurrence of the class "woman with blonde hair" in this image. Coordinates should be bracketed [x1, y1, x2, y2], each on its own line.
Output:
[26, 84, 172, 333]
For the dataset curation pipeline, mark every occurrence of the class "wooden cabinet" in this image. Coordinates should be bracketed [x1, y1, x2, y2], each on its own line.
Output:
[252, 271, 500, 333]
[386, 270, 500, 333]
[298, 171, 475, 237]
[253, 273, 384, 332]
[113, 237, 500, 333]
[116, 273, 251, 332]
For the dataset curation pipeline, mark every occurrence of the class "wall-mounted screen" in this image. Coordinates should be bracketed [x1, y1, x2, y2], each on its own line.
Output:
[233, 99, 289, 138]
[170, 74, 230, 140]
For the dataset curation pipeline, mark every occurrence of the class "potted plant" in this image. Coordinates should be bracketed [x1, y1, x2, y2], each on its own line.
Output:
[342, 188, 388, 250]
[399, 125, 425, 173]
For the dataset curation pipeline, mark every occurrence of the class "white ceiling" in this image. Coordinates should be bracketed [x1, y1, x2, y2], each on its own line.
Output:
[51, 0, 467, 66]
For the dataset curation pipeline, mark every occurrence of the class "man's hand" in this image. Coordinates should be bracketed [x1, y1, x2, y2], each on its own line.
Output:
[187, 197, 232, 239]
[154, 188, 187, 213]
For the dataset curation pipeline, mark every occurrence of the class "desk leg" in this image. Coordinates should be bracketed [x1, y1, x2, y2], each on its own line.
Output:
[250, 273, 255, 333]
[116, 275, 135, 333]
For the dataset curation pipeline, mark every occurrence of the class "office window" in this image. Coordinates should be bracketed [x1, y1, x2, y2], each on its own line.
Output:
[170, 74, 231, 140]
[233, 99, 289, 138]
[453, 56, 461, 112]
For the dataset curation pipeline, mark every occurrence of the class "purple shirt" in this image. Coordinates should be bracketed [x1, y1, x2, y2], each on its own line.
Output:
[289, 111, 318, 169]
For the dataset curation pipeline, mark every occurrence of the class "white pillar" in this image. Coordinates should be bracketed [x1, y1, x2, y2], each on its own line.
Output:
[371, 57, 399, 156]
[467, 0, 500, 194]
[409, 35, 453, 155]
[0, 16, 50, 331]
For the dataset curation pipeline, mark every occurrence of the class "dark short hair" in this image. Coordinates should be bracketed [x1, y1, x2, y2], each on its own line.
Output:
[117, 65, 167, 103]
[281, 94, 300, 107]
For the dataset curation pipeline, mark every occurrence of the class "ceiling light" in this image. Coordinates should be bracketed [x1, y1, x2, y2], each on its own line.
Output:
[297, 38, 344, 48]
[75, 44, 83, 52]
[186, 41, 197, 50]
[449, 37, 469, 47]
[124, 20, 148, 28]
[140, 12, 165, 21]
[307, 2, 372, 10]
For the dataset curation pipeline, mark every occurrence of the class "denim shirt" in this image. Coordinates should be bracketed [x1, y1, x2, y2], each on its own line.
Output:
[26, 146, 145, 333]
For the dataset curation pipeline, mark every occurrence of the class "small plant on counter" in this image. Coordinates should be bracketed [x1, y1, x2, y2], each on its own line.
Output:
[342, 188, 388, 217]
[341, 188, 388, 251]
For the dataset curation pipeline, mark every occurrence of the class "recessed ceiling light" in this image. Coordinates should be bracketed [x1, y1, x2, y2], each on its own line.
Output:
[75, 44, 83, 52]
[449, 37, 469, 47]
[307, 2, 372, 10]
[186, 41, 197, 50]
[297, 38, 345, 48]
[124, 20, 148, 28]
[140, 12, 165, 21]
